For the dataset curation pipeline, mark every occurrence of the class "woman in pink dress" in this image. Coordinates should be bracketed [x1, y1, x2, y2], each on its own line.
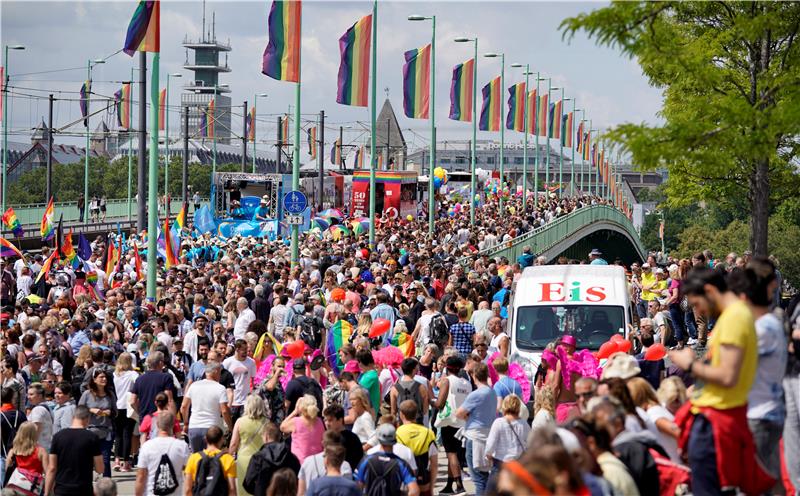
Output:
[279, 394, 324, 464]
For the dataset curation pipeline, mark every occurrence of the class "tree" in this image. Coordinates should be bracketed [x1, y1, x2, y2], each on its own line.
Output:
[562, 2, 800, 256]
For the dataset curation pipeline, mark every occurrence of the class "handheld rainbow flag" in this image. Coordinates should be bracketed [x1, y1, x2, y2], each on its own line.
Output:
[35, 249, 58, 283]
[163, 216, 179, 268]
[61, 229, 80, 269]
[336, 14, 372, 107]
[390, 332, 415, 358]
[2, 207, 24, 238]
[562, 112, 574, 147]
[326, 319, 354, 376]
[123, 0, 160, 56]
[176, 203, 186, 230]
[506, 82, 526, 132]
[247, 107, 256, 142]
[479, 77, 501, 132]
[526, 90, 538, 136]
[307, 126, 317, 158]
[262, 0, 302, 82]
[537, 94, 549, 137]
[158, 88, 166, 130]
[104, 234, 119, 275]
[133, 241, 143, 280]
[449, 59, 474, 122]
[402, 44, 431, 119]
[40, 197, 55, 241]
[79, 81, 91, 128]
[0, 237, 24, 260]
[549, 100, 563, 139]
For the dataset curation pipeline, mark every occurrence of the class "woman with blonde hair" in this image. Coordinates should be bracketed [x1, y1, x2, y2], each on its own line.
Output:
[628, 377, 680, 461]
[486, 394, 532, 473]
[230, 394, 268, 495]
[656, 376, 688, 415]
[6, 422, 48, 490]
[355, 313, 372, 339]
[532, 385, 556, 429]
[112, 352, 139, 472]
[280, 394, 324, 464]
[347, 388, 375, 449]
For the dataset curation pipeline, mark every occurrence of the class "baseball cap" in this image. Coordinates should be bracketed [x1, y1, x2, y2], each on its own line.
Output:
[293, 358, 307, 370]
[376, 423, 397, 446]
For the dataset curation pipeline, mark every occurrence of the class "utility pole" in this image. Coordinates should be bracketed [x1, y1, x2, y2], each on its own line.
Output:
[241, 100, 247, 172]
[137, 52, 147, 233]
[318, 110, 325, 209]
[276, 116, 282, 173]
[338, 126, 344, 170]
[46, 94, 54, 202]
[182, 106, 189, 205]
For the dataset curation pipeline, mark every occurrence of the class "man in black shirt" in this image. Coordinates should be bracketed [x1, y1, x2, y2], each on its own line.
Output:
[129, 351, 177, 418]
[45, 405, 102, 496]
[284, 358, 323, 414]
[323, 404, 363, 471]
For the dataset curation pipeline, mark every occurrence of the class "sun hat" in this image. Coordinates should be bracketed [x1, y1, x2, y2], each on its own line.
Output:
[601, 352, 641, 380]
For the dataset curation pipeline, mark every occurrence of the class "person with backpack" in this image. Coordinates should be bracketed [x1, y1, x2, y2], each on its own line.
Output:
[183, 426, 236, 496]
[298, 302, 325, 351]
[304, 443, 360, 496]
[284, 358, 324, 415]
[355, 423, 419, 496]
[411, 299, 445, 353]
[243, 422, 301, 496]
[389, 358, 428, 425]
[396, 400, 437, 496]
[135, 411, 189, 496]
[44, 405, 103, 496]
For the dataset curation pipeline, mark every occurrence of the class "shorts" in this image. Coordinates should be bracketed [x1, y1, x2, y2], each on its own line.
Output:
[441, 426, 461, 453]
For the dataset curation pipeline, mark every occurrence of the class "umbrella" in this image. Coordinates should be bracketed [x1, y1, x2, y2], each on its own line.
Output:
[310, 218, 329, 230]
[329, 224, 351, 241]
[351, 222, 366, 237]
[319, 208, 344, 220]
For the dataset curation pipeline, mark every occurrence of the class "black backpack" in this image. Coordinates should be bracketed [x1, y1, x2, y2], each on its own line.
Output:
[152, 453, 179, 495]
[192, 452, 228, 496]
[363, 454, 403, 496]
[299, 315, 323, 349]
[428, 313, 449, 350]
[393, 381, 423, 424]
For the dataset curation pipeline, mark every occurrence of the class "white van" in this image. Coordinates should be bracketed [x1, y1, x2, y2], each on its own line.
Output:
[508, 265, 632, 381]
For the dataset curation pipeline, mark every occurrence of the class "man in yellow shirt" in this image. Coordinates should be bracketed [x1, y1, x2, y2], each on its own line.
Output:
[183, 426, 236, 496]
[669, 268, 770, 495]
[396, 400, 437, 496]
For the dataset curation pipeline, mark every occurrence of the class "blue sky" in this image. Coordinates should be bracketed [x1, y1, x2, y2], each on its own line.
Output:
[1, 1, 662, 152]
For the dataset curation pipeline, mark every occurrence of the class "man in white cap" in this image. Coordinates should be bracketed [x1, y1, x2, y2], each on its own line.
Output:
[254, 196, 271, 221]
[589, 248, 608, 265]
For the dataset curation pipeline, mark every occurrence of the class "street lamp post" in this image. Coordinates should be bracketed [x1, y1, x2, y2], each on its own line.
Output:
[165, 73, 181, 201]
[559, 92, 572, 191]
[485, 53, 505, 212]
[455, 37, 478, 226]
[579, 112, 587, 193]
[253, 93, 267, 173]
[408, 14, 436, 236]
[534, 75, 544, 203]
[571, 104, 583, 196]
[546, 82, 558, 191]
[510, 63, 531, 212]
[84, 58, 105, 221]
[1, 44, 24, 219]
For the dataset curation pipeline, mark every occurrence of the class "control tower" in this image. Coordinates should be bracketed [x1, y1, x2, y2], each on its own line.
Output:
[182, 3, 232, 144]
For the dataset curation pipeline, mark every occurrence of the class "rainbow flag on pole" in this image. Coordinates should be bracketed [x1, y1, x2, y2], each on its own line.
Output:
[79, 81, 91, 127]
[61, 229, 80, 268]
[576, 121, 585, 153]
[262, 0, 302, 82]
[40, 197, 55, 241]
[123, 0, 160, 56]
[562, 112, 574, 147]
[118, 83, 131, 129]
[35, 249, 58, 283]
[330, 138, 341, 165]
[583, 131, 591, 161]
[549, 100, 563, 139]
[0, 237, 24, 259]
[2, 207, 24, 238]
[133, 241, 143, 280]
[402, 44, 431, 119]
[336, 14, 372, 107]
[163, 216, 179, 268]
[326, 319, 354, 376]
[506, 82, 526, 132]
[158, 88, 166, 130]
[247, 107, 256, 142]
[176, 203, 187, 230]
[307, 126, 317, 159]
[200, 99, 215, 138]
[449, 59, 474, 122]
[526, 90, 537, 135]
[479, 77, 501, 131]
[537, 94, 549, 137]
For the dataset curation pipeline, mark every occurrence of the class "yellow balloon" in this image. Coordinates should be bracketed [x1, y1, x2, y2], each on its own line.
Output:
[406, 215, 414, 221]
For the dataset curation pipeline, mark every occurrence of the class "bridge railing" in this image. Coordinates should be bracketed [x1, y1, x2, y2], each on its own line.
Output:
[458, 204, 646, 265]
[9, 198, 209, 226]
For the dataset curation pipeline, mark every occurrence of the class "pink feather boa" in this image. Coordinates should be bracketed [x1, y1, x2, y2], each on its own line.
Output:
[487, 352, 532, 403]
[541, 345, 602, 391]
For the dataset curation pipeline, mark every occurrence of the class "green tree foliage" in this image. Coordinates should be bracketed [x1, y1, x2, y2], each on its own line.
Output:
[562, 2, 800, 256]
[6, 157, 241, 204]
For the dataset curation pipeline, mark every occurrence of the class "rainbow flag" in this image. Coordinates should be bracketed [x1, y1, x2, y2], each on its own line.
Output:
[176, 203, 186, 229]
[549, 100, 563, 139]
[0, 237, 24, 259]
[163, 215, 179, 268]
[35, 249, 58, 283]
[158, 88, 166, 131]
[123, 0, 160, 56]
[336, 14, 372, 107]
[79, 81, 91, 128]
[354, 146, 364, 168]
[526, 90, 538, 135]
[537, 94, 549, 137]
[390, 332, 415, 358]
[307, 126, 317, 159]
[506, 82, 526, 132]
[281, 115, 289, 144]
[326, 319, 354, 376]
[201, 99, 214, 138]
[133, 241, 143, 280]
[61, 229, 79, 268]
[104, 234, 119, 275]
[247, 107, 256, 142]
[118, 83, 131, 129]
[330, 138, 341, 165]
[2, 207, 24, 238]
[40, 197, 55, 241]
[449, 59, 474, 122]
[262, 0, 302, 82]
[479, 77, 501, 131]
[402, 44, 431, 119]
[562, 112, 574, 147]
[576, 121, 585, 153]
[583, 131, 591, 161]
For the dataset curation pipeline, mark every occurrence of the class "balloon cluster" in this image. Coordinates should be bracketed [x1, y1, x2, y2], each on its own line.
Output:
[447, 203, 463, 217]
[433, 167, 448, 190]
[595, 334, 666, 361]
[484, 178, 510, 201]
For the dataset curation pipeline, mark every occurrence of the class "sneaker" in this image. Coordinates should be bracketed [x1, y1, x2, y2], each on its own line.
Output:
[687, 338, 698, 345]
[439, 488, 455, 495]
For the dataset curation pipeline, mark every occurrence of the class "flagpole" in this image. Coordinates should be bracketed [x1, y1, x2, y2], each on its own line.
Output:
[146, 51, 160, 302]
[253, 94, 257, 173]
[368, 0, 378, 247]
[499, 54, 505, 213]
[165, 75, 169, 199]
[596, 131, 602, 198]
[558, 87, 564, 192]
[534, 72, 540, 202]
[85, 59, 90, 222]
[579, 110, 586, 193]
[510, 62, 529, 212]
[127, 67, 133, 221]
[290, 5, 303, 267]
[570, 99, 577, 196]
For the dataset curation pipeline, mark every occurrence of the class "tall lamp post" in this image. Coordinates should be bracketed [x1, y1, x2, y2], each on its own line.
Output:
[407, 14, 436, 236]
[545, 81, 558, 191]
[164, 72, 181, 201]
[570, 105, 583, 196]
[454, 36, 478, 226]
[253, 93, 267, 173]
[510, 63, 533, 212]
[484, 52, 505, 212]
[1, 44, 24, 218]
[84, 58, 105, 221]
[559, 92, 572, 190]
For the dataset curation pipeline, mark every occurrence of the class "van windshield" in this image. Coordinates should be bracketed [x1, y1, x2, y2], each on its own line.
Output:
[514, 305, 625, 351]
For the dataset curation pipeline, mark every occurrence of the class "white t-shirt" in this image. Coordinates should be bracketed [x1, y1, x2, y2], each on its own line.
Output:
[186, 379, 227, 429]
[222, 356, 257, 407]
[29, 404, 53, 452]
[415, 312, 434, 348]
[136, 436, 191, 496]
[646, 405, 679, 462]
[234, 308, 256, 340]
[748, 313, 788, 422]
[352, 411, 375, 444]
[298, 452, 352, 486]
[114, 370, 140, 410]
[366, 444, 418, 473]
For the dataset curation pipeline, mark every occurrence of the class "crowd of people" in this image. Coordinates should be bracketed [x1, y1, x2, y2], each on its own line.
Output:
[0, 193, 798, 496]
